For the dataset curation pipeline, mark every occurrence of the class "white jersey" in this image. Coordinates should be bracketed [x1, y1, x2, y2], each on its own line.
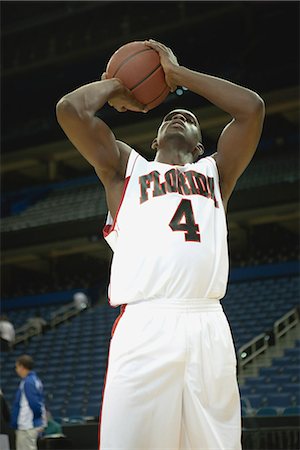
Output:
[104, 149, 229, 306]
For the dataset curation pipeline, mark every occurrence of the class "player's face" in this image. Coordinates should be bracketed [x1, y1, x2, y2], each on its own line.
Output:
[158, 109, 201, 146]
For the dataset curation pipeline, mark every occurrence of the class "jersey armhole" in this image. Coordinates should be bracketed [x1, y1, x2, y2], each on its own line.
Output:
[103, 149, 140, 248]
[206, 156, 223, 200]
[125, 149, 139, 177]
[204, 155, 228, 216]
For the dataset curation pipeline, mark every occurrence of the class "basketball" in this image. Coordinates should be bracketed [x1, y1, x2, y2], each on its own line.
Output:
[106, 41, 170, 110]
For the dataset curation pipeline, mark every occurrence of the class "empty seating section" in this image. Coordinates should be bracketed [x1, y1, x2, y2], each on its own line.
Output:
[235, 154, 298, 190]
[241, 342, 300, 416]
[2, 153, 299, 232]
[1, 183, 106, 232]
[223, 275, 299, 349]
[1, 274, 299, 420]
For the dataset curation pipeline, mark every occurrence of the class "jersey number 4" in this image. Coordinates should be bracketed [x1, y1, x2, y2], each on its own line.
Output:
[169, 199, 201, 242]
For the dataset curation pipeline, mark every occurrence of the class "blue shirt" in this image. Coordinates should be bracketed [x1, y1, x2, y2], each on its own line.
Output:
[11, 371, 46, 430]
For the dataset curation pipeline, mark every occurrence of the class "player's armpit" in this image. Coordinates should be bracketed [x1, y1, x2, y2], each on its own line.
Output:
[215, 98, 265, 202]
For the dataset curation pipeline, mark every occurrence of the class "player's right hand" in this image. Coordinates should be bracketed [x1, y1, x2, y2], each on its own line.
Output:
[101, 72, 148, 113]
[144, 40, 179, 92]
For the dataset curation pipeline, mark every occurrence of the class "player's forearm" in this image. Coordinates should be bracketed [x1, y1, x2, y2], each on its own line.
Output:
[171, 66, 264, 119]
[56, 79, 122, 118]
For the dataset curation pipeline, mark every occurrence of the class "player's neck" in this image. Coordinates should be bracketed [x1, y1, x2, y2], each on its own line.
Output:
[155, 147, 194, 166]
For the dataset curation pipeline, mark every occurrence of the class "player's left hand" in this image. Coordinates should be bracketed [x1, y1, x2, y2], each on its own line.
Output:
[101, 72, 148, 113]
[144, 39, 179, 92]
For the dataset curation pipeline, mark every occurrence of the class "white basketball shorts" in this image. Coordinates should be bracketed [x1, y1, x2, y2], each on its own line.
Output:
[99, 298, 241, 450]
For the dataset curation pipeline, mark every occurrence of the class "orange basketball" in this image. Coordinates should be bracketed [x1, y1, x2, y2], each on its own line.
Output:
[106, 41, 170, 110]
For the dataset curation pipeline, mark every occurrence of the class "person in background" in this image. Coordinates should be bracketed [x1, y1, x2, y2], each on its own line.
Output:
[11, 355, 46, 450]
[0, 315, 15, 352]
[0, 388, 11, 450]
[26, 311, 48, 334]
[73, 291, 90, 311]
[43, 409, 63, 436]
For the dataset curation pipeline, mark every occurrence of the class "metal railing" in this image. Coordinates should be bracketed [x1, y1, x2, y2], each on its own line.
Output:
[238, 306, 299, 372]
[14, 323, 41, 345]
[274, 307, 299, 342]
[49, 302, 81, 327]
[13, 302, 86, 346]
[238, 333, 269, 372]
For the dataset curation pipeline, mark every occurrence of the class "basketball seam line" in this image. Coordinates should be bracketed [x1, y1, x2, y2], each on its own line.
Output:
[146, 85, 169, 107]
[112, 48, 153, 78]
[130, 63, 161, 91]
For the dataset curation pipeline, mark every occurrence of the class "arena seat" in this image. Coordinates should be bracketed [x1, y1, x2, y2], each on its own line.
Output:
[264, 393, 293, 408]
[242, 337, 300, 416]
[283, 406, 300, 416]
[245, 394, 264, 409]
[256, 407, 278, 416]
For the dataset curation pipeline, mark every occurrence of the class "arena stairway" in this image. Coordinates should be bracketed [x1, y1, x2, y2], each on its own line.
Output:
[239, 324, 300, 416]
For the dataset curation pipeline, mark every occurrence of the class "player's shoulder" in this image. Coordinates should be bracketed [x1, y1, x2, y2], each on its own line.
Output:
[194, 152, 218, 167]
[193, 152, 221, 179]
[200, 151, 217, 161]
[116, 141, 149, 178]
[116, 141, 147, 163]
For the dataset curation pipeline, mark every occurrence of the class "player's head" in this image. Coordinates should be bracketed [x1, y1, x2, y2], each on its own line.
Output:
[151, 109, 204, 161]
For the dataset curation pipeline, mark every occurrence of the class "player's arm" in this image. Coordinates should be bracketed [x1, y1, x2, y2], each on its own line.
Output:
[170, 69, 265, 204]
[56, 78, 147, 184]
[145, 40, 265, 204]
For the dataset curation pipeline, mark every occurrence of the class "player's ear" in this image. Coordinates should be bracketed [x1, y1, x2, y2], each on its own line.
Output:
[196, 142, 204, 155]
[151, 138, 158, 150]
[192, 143, 204, 161]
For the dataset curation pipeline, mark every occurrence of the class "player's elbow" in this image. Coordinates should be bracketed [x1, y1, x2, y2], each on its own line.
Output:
[56, 96, 88, 125]
[247, 93, 265, 119]
[56, 97, 74, 124]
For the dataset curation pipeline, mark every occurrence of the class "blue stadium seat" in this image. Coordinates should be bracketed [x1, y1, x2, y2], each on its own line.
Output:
[254, 384, 280, 395]
[272, 356, 293, 366]
[265, 393, 292, 408]
[282, 383, 300, 395]
[48, 406, 64, 417]
[256, 407, 278, 416]
[240, 385, 254, 396]
[84, 403, 101, 418]
[269, 374, 293, 384]
[259, 366, 283, 377]
[244, 394, 264, 409]
[62, 405, 84, 417]
[245, 376, 266, 387]
[283, 406, 300, 416]
[71, 379, 89, 388]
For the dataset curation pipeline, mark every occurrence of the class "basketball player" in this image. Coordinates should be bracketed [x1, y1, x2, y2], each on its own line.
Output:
[56, 39, 265, 450]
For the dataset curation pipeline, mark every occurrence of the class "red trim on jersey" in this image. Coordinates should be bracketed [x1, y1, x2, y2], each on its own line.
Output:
[102, 152, 139, 239]
[206, 156, 224, 202]
[98, 304, 127, 450]
[102, 176, 130, 238]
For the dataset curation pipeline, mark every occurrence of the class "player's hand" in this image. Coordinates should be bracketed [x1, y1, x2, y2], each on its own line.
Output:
[144, 39, 179, 92]
[101, 72, 148, 113]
